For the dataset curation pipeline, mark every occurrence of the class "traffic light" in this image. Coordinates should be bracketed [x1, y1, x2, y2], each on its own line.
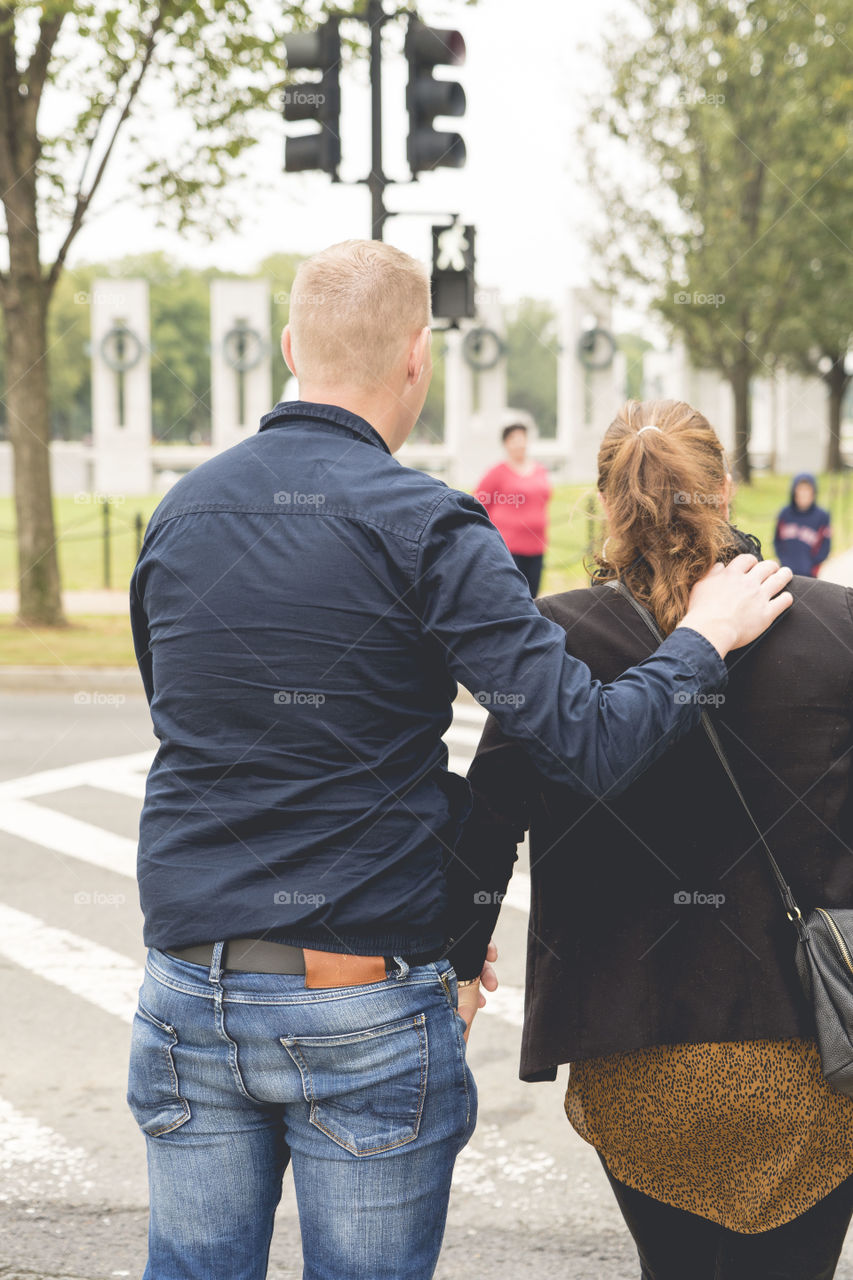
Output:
[283, 18, 341, 178]
[405, 18, 466, 176]
[431, 222, 476, 323]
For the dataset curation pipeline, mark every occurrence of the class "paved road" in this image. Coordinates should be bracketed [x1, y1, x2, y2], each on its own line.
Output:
[2, 690, 853, 1279]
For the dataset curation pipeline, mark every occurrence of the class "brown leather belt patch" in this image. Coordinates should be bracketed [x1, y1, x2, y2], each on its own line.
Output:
[303, 949, 388, 989]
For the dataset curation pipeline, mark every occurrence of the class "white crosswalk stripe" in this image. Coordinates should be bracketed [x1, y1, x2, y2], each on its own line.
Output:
[0, 1096, 94, 1205]
[0, 797, 137, 877]
[0, 903, 141, 1023]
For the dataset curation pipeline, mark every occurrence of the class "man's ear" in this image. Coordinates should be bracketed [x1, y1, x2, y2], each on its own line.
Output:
[407, 326, 431, 385]
[281, 325, 296, 377]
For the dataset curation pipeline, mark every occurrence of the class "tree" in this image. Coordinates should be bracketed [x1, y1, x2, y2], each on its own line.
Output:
[504, 298, 558, 439]
[0, 1, 348, 625]
[772, 150, 853, 471]
[584, 0, 853, 482]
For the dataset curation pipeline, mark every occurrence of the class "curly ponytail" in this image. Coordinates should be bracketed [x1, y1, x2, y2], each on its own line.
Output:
[593, 399, 737, 634]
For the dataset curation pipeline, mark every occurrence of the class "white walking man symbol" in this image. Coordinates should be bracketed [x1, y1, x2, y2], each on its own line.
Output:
[435, 224, 471, 272]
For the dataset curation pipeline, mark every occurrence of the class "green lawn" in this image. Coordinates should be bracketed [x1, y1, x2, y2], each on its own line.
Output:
[0, 494, 162, 593]
[542, 471, 853, 596]
[0, 613, 140, 666]
[0, 472, 849, 666]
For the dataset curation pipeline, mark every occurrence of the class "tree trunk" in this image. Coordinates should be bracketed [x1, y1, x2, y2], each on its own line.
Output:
[4, 178, 65, 626]
[729, 358, 752, 484]
[824, 357, 849, 474]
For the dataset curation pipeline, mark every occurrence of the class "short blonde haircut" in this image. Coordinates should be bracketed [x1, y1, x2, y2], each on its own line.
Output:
[288, 239, 431, 388]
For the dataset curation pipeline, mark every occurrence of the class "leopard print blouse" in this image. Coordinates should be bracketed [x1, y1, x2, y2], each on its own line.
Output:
[565, 1038, 853, 1232]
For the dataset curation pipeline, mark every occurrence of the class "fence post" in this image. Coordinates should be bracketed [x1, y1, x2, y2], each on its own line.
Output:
[134, 512, 144, 558]
[585, 492, 597, 562]
[102, 499, 111, 590]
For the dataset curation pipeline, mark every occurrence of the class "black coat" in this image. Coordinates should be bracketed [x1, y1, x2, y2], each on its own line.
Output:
[450, 575, 853, 1082]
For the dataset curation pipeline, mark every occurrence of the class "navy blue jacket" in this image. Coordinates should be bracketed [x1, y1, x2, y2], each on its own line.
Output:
[773, 473, 831, 577]
[129, 400, 726, 958]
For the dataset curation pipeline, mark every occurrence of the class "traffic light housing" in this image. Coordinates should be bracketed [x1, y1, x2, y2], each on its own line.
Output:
[283, 18, 342, 178]
[405, 19, 466, 176]
[431, 222, 476, 323]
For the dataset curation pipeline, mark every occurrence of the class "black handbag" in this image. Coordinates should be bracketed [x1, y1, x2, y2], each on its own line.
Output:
[610, 578, 853, 1096]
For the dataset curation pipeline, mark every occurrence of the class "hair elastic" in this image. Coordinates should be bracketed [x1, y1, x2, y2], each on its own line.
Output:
[637, 425, 663, 435]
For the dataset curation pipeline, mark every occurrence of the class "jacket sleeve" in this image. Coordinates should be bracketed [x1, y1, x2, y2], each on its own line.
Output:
[815, 517, 832, 567]
[444, 712, 535, 979]
[414, 488, 728, 798]
[129, 565, 154, 705]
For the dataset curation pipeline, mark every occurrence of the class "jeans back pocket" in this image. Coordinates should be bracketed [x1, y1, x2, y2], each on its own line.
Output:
[281, 1012, 428, 1156]
[127, 1003, 191, 1137]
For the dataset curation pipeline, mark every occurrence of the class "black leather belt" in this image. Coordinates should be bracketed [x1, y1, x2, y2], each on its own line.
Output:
[165, 937, 443, 975]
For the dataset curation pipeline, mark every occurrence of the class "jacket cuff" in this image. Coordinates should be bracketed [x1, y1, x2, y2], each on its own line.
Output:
[662, 626, 729, 693]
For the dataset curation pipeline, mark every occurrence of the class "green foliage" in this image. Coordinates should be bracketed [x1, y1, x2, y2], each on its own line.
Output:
[415, 330, 447, 444]
[585, 0, 853, 465]
[616, 332, 651, 401]
[505, 298, 559, 439]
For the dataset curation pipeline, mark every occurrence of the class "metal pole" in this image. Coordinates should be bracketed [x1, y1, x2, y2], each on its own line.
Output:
[367, 0, 387, 239]
[134, 511, 144, 558]
[102, 499, 111, 590]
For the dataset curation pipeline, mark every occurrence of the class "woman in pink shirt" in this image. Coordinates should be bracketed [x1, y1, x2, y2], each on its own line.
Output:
[475, 423, 553, 596]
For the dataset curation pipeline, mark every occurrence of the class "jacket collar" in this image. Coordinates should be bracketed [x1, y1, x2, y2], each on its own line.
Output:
[258, 400, 391, 455]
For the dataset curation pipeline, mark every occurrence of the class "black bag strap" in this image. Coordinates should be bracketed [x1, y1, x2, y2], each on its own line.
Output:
[608, 579, 804, 928]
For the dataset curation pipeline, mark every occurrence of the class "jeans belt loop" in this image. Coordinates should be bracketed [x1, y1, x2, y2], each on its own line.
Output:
[391, 955, 410, 981]
[208, 940, 226, 985]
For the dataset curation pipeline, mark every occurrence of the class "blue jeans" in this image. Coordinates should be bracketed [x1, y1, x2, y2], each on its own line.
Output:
[127, 945, 477, 1280]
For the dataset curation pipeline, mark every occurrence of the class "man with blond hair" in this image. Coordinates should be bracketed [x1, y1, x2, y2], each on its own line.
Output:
[128, 238, 791, 1279]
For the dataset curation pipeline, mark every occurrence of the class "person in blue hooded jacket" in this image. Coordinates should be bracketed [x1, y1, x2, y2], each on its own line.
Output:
[774, 473, 832, 577]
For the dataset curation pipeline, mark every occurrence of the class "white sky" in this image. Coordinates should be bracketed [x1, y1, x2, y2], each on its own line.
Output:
[61, 0, 645, 324]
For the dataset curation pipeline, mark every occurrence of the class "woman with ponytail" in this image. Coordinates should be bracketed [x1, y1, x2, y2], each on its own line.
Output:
[449, 400, 853, 1278]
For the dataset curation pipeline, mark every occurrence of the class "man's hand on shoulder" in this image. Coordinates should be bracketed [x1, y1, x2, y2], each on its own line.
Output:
[679, 554, 793, 658]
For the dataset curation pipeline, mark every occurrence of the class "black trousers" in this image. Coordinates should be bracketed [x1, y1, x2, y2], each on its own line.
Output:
[601, 1156, 853, 1280]
[511, 552, 543, 597]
